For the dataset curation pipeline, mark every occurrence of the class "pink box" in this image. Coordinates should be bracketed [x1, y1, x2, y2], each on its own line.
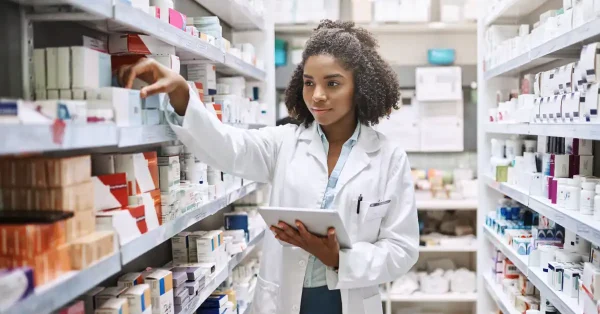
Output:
[169, 8, 186, 31]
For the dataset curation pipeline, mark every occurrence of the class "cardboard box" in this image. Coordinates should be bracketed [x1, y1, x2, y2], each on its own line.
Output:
[580, 42, 600, 83]
[115, 152, 159, 195]
[82, 286, 105, 314]
[187, 63, 217, 96]
[126, 204, 148, 234]
[93, 173, 128, 211]
[148, 189, 162, 225]
[561, 92, 582, 122]
[583, 262, 600, 300]
[118, 272, 145, 288]
[144, 269, 174, 314]
[158, 156, 180, 193]
[69, 231, 115, 270]
[35, 100, 87, 122]
[127, 192, 160, 231]
[95, 286, 128, 307]
[150, 54, 180, 73]
[171, 232, 191, 264]
[71, 47, 111, 89]
[94, 297, 129, 314]
[121, 284, 152, 314]
[57, 47, 71, 89]
[582, 83, 599, 122]
[98, 87, 142, 127]
[33, 49, 46, 90]
[66, 209, 95, 242]
[108, 34, 175, 55]
[168, 8, 186, 30]
[96, 210, 141, 245]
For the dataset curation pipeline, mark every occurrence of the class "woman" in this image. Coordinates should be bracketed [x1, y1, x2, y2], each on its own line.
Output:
[119, 20, 419, 314]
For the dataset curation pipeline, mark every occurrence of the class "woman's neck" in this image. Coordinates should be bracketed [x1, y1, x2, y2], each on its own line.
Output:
[320, 114, 357, 144]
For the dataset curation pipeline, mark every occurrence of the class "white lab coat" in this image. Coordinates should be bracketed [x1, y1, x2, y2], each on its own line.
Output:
[168, 90, 419, 314]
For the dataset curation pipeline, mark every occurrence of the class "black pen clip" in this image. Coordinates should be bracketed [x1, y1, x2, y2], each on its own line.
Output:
[356, 194, 363, 214]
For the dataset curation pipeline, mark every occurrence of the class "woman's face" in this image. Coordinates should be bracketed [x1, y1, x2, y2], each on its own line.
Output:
[302, 55, 355, 126]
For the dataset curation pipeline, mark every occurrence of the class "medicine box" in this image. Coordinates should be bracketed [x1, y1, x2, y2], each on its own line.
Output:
[93, 173, 128, 211]
[109, 34, 176, 55]
[94, 297, 129, 314]
[158, 156, 180, 193]
[98, 87, 142, 127]
[583, 262, 600, 300]
[561, 92, 582, 122]
[168, 8, 186, 30]
[117, 272, 145, 288]
[121, 284, 151, 314]
[172, 232, 191, 263]
[82, 286, 105, 313]
[151, 54, 180, 73]
[187, 63, 217, 96]
[580, 42, 600, 83]
[33, 49, 46, 90]
[35, 100, 87, 122]
[95, 286, 128, 307]
[582, 83, 599, 122]
[46, 48, 59, 89]
[57, 47, 71, 89]
[114, 152, 159, 195]
[144, 269, 174, 314]
[72, 46, 111, 89]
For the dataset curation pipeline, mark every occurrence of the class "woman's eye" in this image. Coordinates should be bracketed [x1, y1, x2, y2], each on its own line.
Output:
[304, 81, 314, 86]
[328, 81, 339, 87]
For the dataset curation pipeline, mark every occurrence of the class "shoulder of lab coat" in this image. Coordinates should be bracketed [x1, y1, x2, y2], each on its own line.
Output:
[165, 88, 299, 183]
[326, 142, 419, 290]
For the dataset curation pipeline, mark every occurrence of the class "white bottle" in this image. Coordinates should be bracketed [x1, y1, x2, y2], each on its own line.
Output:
[581, 182, 596, 215]
[557, 178, 569, 209]
[594, 185, 600, 221]
[565, 179, 581, 211]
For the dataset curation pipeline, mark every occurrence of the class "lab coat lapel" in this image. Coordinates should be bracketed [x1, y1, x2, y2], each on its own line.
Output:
[300, 123, 327, 171]
[335, 126, 381, 193]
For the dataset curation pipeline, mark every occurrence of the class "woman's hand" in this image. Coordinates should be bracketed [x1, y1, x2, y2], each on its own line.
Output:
[271, 221, 340, 268]
[117, 58, 190, 115]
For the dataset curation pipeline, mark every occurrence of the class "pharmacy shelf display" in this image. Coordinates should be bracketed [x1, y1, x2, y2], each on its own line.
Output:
[384, 292, 478, 303]
[483, 275, 521, 314]
[2, 254, 121, 314]
[483, 226, 578, 314]
[275, 22, 477, 34]
[121, 182, 263, 264]
[484, 17, 600, 80]
[484, 123, 600, 141]
[193, 0, 265, 31]
[419, 244, 478, 252]
[416, 199, 478, 210]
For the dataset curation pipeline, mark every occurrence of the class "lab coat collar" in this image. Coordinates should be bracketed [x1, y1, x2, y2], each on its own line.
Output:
[298, 122, 382, 153]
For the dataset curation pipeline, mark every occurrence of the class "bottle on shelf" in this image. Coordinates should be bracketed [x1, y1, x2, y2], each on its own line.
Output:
[581, 182, 597, 215]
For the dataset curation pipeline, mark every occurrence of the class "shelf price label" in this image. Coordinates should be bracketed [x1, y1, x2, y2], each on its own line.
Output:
[578, 223, 591, 236]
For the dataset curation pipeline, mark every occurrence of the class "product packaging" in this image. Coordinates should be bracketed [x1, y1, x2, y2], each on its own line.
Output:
[95, 286, 128, 306]
[168, 8, 186, 30]
[158, 155, 181, 193]
[93, 173, 128, 211]
[187, 63, 217, 96]
[115, 152, 159, 195]
[121, 284, 152, 314]
[96, 210, 141, 245]
[117, 272, 145, 288]
[0, 267, 35, 310]
[94, 297, 129, 314]
[97, 87, 143, 127]
[171, 232, 191, 263]
[109, 34, 176, 55]
[144, 269, 174, 314]
[69, 230, 115, 270]
[65, 209, 96, 242]
[71, 46, 111, 89]
[82, 286, 105, 314]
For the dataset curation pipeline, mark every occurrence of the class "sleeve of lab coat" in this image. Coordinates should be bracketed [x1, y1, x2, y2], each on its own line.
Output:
[165, 88, 294, 183]
[326, 151, 419, 290]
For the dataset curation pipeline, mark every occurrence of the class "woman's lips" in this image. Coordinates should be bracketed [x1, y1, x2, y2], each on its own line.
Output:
[312, 108, 331, 114]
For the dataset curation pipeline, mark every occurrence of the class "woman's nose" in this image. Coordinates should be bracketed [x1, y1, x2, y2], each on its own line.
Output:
[312, 86, 327, 102]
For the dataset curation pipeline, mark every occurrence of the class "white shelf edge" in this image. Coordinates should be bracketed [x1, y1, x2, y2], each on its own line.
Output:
[484, 176, 600, 247]
[483, 0, 548, 27]
[483, 225, 529, 274]
[192, 0, 265, 31]
[223, 54, 267, 81]
[11, 0, 113, 18]
[528, 267, 578, 314]
[484, 17, 600, 80]
[419, 245, 478, 252]
[275, 22, 477, 34]
[384, 292, 477, 302]
[416, 199, 478, 210]
[3, 253, 122, 314]
[121, 182, 263, 265]
[118, 124, 177, 147]
[184, 231, 265, 314]
[484, 123, 600, 141]
[483, 275, 521, 314]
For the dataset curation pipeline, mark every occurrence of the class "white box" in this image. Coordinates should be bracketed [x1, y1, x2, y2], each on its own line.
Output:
[158, 156, 180, 193]
[550, 94, 563, 122]
[95, 297, 129, 314]
[59, 89, 73, 100]
[33, 49, 46, 90]
[131, 0, 150, 13]
[46, 48, 59, 89]
[581, 43, 600, 83]
[187, 63, 216, 96]
[35, 100, 87, 122]
[151, 54, 180, 74]
[57, 47, 71, 89]
[109, 34, 176, 55]
[121, 284, 152, 314]
[95, 286, 128, 307]
[561, 92, 582, 122]
[172, 232, 191, 264]
[540, 96, 553, 122]
[144, 269, 174, 314]
[534, 72, 542, 96]
[416, 67, 463, 101]
[71, 46, 112, 89]
[47, 90, 59, 99]
[583, 262, 600, 299]
[582, 83, 600, 122]
[35, 90, 47, 100]
[114, 153, 157, 194]
[556, 9, 573, 37]
[98, 87, 143, 127]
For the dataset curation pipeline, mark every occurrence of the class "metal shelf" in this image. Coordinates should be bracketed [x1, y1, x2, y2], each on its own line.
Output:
[483, 0, 548, 26]
[219, 54, 267, 81]
[385, 292, 477, 302]
[275, 22, 477, 34]
[0, 123, 118, 156]
[483, 275, 521, 314]
[118, 125, 177, 147]
[484, 123, 600, 141]
[483, 175, 530, 206]
[416, 199, 478, 210]
[11, 0, 113, 18]
[483, 225, 529, 274]
[120, 182, 263, 264]
[528, 267, 578, 314]
[419, 245, 477, 252]
[193, 0, 265, 31]
[228, 230, 265, 271]
[2, 253, 122, 314]
[484, 17, 600, 80]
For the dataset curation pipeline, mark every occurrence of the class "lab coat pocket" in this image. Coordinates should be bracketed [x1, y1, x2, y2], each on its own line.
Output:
[357, 200, 390, 243]
[252, 275, 279, 314]
[362, 289, 384, 314]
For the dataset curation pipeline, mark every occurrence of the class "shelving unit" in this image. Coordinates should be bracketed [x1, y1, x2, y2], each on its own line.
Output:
[419, 244, 478, 252]
[385, 292, 478, 303]
[0, 0, 274, 312]
[275, 22, 477, 34]
[477, 4, 600, 312]
[416, 199, 478, 210]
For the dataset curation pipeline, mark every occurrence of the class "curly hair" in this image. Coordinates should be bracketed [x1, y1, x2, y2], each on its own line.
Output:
[285, 20, 401, 127]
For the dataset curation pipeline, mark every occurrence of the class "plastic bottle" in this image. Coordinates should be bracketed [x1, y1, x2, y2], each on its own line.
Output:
[557, 179, 569, 209]
[581, 182, 596, 215]
[565, 179, 581, 211]
[594, 185, 600, 221]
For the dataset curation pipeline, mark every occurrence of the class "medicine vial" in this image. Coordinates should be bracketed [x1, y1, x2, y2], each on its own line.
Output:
[594, 185, 600, 221]
[564, 179, 580, 211]
[581, 182, 596, 215]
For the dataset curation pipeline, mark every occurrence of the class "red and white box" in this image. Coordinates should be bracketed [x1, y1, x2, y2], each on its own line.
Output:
[114, 152, 159, 196]
[96, 210, 141, 245]
[128, 192, 160, 231]
[126, 204, 148, 234]
[169, 8, 186, 30]
[93, 173, 128, 211]
[109, 34, 175, 55]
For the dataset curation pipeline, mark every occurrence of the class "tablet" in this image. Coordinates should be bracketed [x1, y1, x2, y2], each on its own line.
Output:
[258, 207, 353, 249]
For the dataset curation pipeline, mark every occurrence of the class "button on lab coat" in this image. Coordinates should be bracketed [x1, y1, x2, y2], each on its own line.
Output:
[167, 90, 419, 314]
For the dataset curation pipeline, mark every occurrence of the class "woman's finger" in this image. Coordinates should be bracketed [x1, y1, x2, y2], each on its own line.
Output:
[125, 58, 154, 89]
[327, 228, 338, 248]
[117, 64, 131, 88]
[279, 222, 299, 239]
[295, 220, 311, 238]
[140, 79, 168, 98]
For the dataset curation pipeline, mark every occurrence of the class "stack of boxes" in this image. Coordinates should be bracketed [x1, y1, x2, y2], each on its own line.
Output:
[171, 270, 191, 313]
[0, 155, 115, 285]
[144, 269, 175, 314]
[198, 295, 229, 314]
[491, 250, 541, 312]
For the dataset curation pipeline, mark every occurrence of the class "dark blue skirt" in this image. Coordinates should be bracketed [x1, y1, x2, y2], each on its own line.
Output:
[300, 286, 343, 314]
